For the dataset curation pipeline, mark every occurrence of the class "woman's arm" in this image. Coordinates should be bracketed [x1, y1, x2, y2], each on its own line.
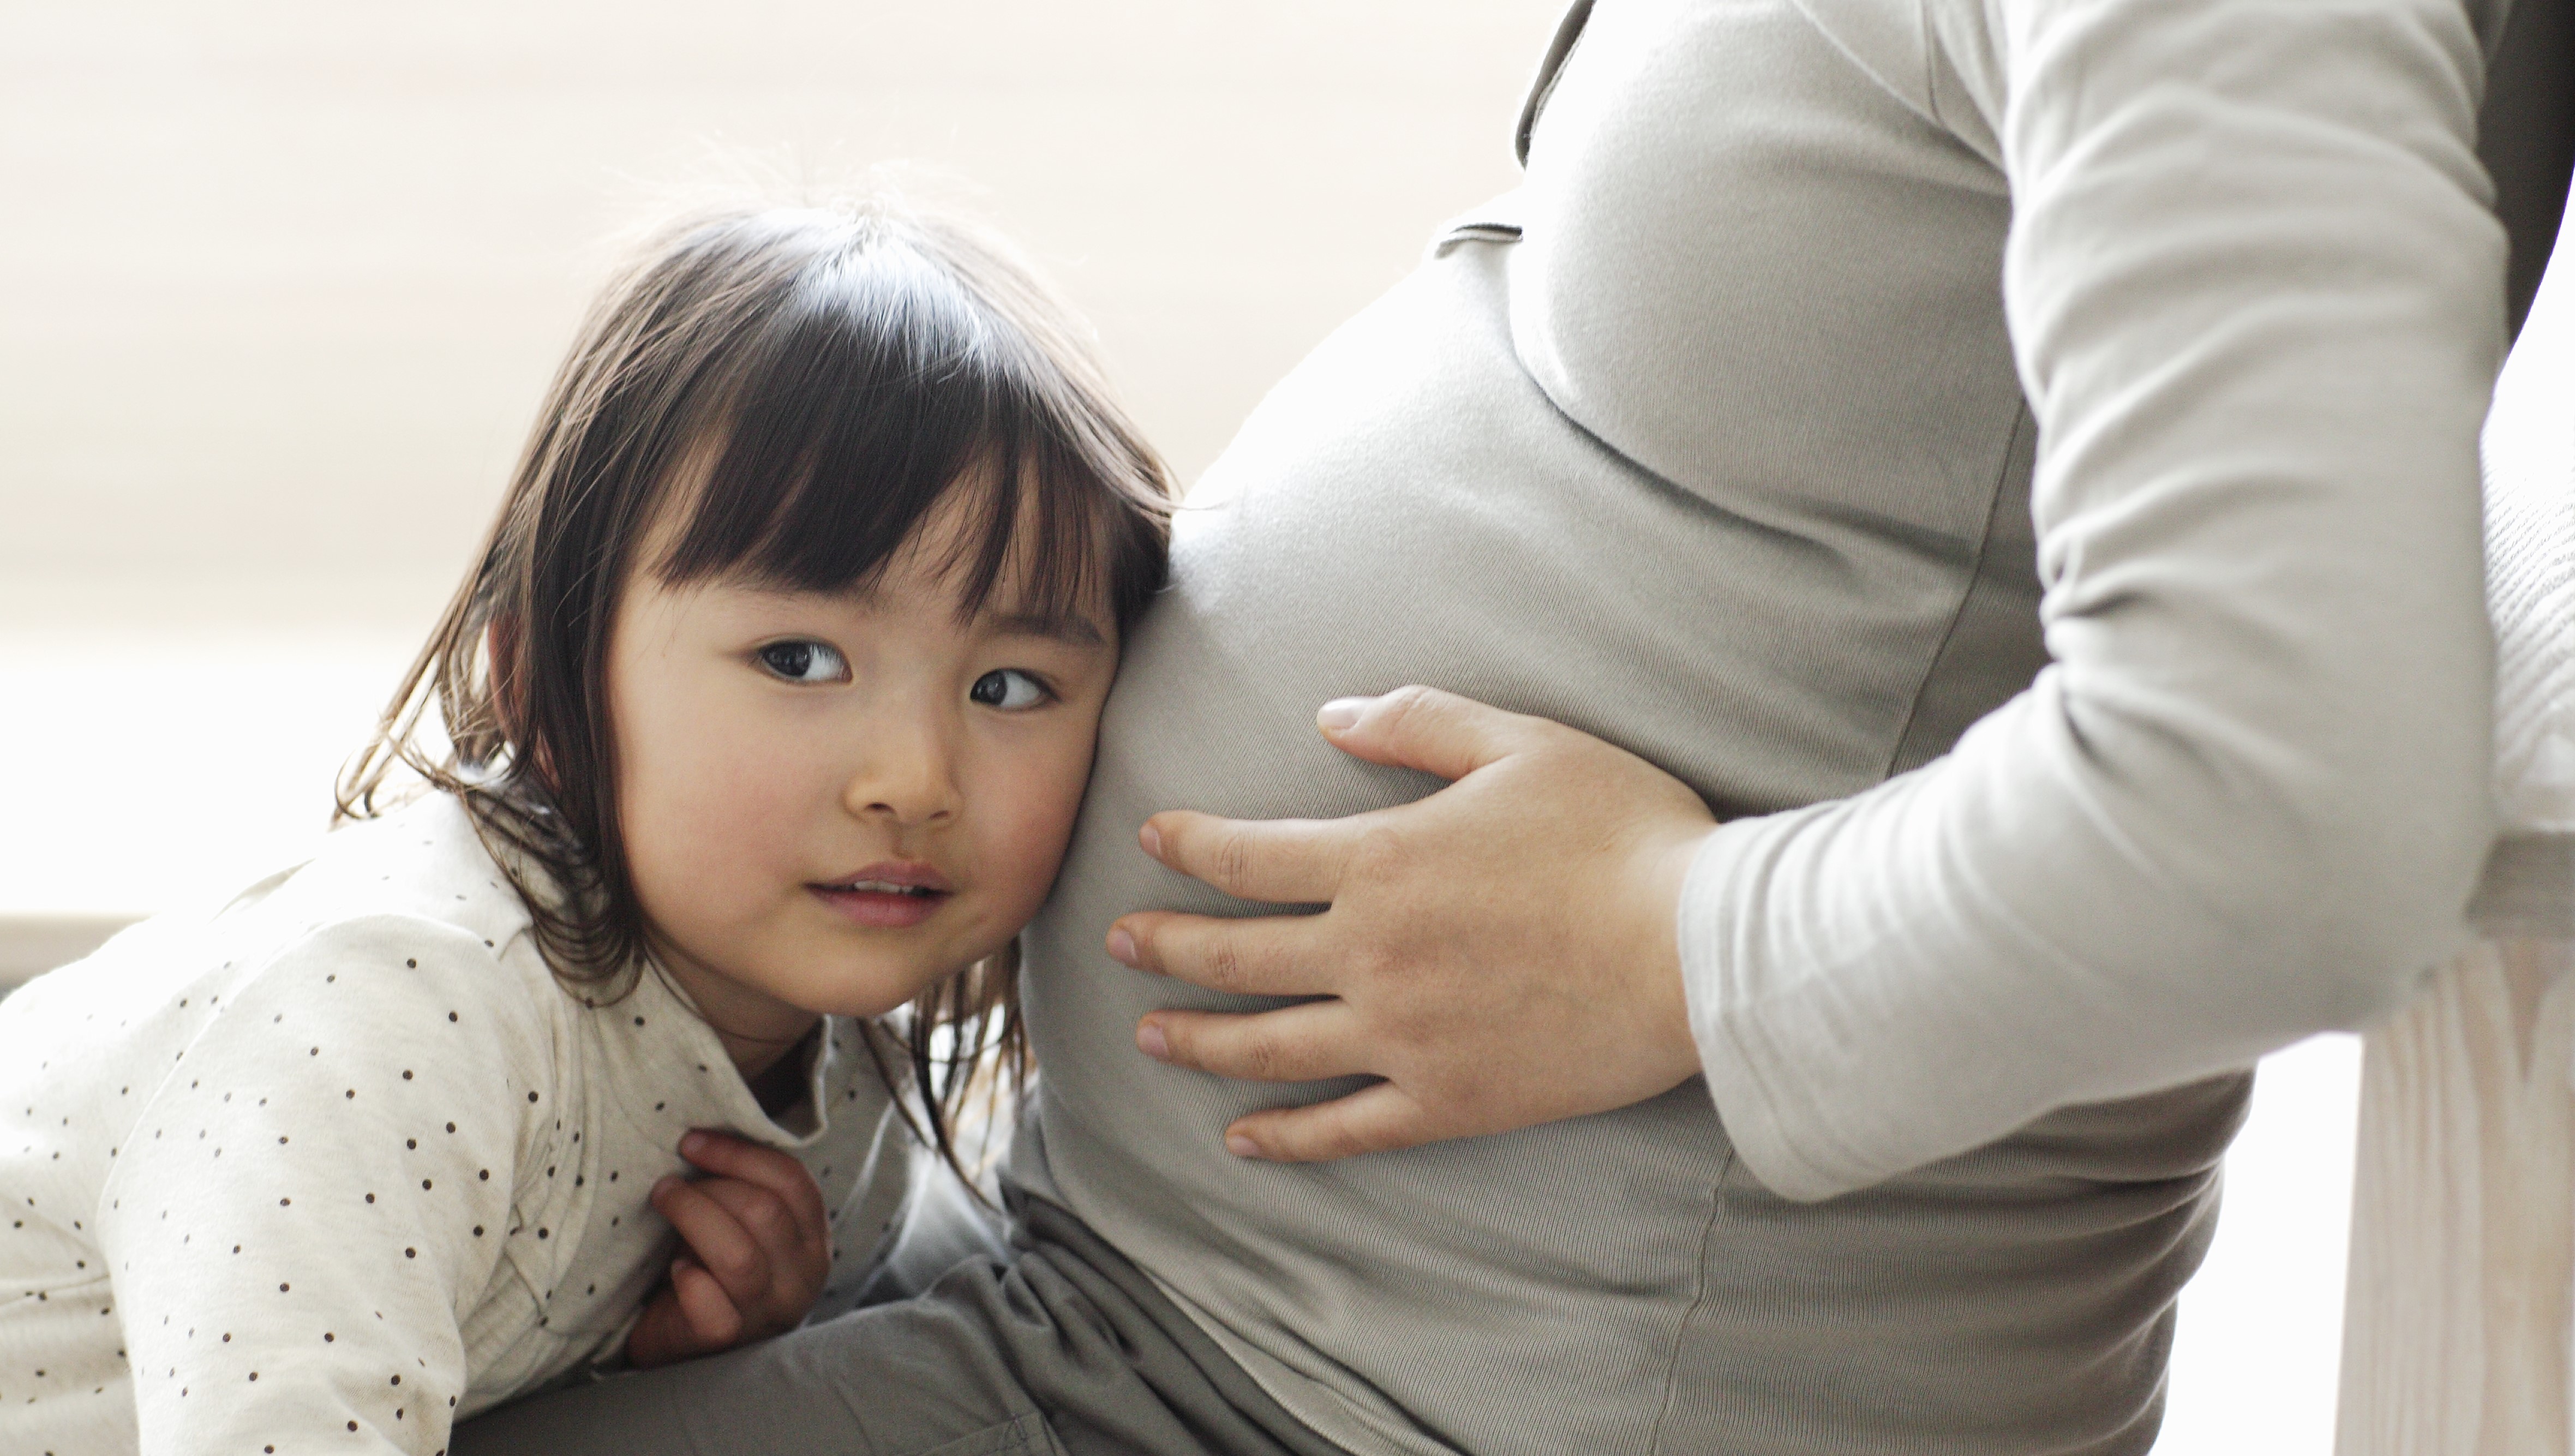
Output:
[1681, 0, 2502, 1198]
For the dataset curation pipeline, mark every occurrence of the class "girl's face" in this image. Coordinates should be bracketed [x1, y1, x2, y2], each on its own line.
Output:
[604, 496, 1118, 1067]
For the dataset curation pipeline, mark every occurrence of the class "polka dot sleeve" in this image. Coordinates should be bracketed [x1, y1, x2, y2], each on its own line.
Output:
[97, 916, 541, 1456]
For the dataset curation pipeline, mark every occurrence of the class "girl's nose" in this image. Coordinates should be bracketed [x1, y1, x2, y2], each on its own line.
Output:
[842, 716, 964, 827]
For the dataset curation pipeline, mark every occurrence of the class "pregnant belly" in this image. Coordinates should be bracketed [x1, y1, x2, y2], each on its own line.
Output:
[1009, 230, 2167, 1456]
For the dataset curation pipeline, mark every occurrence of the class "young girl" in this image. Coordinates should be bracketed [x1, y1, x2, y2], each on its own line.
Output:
[0, 195, 1170, 1456]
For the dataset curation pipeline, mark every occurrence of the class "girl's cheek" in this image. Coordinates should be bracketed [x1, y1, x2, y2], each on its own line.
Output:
[983, 758, 1089, 902]
[631, 745, 807, 914]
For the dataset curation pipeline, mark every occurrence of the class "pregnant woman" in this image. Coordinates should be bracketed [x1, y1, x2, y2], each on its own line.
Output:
[463, 0, 2510, 1450]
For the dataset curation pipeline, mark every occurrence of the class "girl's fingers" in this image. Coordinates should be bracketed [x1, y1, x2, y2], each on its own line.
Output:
[622, 1287, 692, 1369]
[679, 1131, 830, 1253]
[693, 1175, 829, 1291]
[624, 1261, 746, 1368]
[650, 1176, 770, 1309]
[670, 1257, 744, 1347]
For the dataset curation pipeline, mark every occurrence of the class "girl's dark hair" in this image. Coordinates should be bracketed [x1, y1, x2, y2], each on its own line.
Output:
[338, 196, 1171, 1189]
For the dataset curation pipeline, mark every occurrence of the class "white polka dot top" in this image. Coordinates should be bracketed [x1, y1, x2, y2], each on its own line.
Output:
[0, 791, 914, 1456]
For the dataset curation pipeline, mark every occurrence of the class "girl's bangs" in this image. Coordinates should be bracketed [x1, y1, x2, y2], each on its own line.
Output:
[653, 237, 1145, 629]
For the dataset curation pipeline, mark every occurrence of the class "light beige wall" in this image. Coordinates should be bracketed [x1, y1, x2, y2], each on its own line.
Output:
[0, 1, 1568, 613]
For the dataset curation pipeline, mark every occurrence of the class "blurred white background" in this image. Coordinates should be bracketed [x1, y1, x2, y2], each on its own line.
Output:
[0, 2, 2354, 1448]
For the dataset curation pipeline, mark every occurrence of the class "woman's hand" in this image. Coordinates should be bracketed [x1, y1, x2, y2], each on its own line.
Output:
[625, 1131, 830, 1368]
[1111, 686, 1716, 1162]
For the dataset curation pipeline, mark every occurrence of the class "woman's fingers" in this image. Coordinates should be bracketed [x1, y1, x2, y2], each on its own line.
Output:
[1130, 687, 1717, 1163]
[1134, 810, 1349, 906]
[1136, 999, 1370, 1085]
[1313, 685, 1542, 782]
[1107, 910, 1334, 998]
[1224, 1080, 1426, 1163]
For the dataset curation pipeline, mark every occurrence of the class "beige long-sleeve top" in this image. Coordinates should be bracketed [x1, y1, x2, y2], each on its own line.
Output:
[0, 793, 912, 1456]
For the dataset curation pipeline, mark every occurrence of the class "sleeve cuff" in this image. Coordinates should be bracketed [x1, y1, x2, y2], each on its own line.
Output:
[1676, 809, 1862, 1205]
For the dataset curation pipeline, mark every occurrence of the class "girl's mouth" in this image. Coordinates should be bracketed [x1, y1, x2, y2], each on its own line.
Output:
[810, 866, 952, 929]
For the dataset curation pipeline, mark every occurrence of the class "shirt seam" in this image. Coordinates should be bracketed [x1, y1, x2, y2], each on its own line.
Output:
[1646, 1145, 1735, 1456]
[1877, 398, 2034, 779]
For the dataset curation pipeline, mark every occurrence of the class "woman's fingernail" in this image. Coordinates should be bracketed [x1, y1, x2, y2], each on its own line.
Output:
[1137, 1021, 1169, 1059]
[678, 1131, 707, 1158]
[1106, 927, 1140, 967]
[1139, 822, 1163, 859]
[1226, 1133, 1262, 1158]
[1318, 698, 1369, 731]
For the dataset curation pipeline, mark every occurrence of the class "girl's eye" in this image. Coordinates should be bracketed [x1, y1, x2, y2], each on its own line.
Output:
[756, 640, 848, 684]
[968, 669, 1049, 711]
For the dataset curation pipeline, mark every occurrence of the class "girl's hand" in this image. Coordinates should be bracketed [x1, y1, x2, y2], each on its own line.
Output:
[1112, 686, 1716, 1162]
[625, 1130, 831, 1368]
